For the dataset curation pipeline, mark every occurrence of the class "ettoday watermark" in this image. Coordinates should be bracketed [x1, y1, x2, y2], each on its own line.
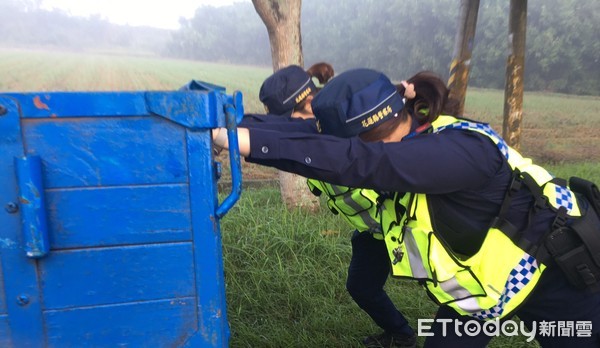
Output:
[418, 319, 593, 342]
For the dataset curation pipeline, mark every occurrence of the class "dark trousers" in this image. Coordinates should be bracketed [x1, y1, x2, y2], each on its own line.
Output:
[346, 230, 414, 336]
[423, 264, 600, 347]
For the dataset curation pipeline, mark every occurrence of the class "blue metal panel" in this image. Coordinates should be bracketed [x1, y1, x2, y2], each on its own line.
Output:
[22, 117, 188, 189]
[0, 83, 242, 347]
[4, 91, 229, 129]
[39, 243, 195, 309]
[145, 91, 222, 130]
[0, 252, 6, 314]
[3, 92, 149, 118]
[0, 267, 7, 344]
[0, 315, 10, 347]
[0, 96, 45, 347]
[45, 298, 197, 347]
[45, 184, 192, 249]
[183, 129, 230, 347]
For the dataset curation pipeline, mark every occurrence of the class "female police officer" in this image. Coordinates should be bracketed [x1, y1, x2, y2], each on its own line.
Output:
[214, 68, 600, 347]
[242, 63, 417, 348]
[242, 62, 334, 124]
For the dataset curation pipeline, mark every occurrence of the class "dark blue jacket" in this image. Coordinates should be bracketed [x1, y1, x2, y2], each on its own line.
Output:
[241, 114, 318, 133]
[245, 126, 554, 256]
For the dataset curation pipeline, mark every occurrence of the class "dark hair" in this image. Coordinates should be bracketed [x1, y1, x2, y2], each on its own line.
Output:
[294, 62, 335, 115]
[359, 71, 458, 142]
[306, 62, 335, 87]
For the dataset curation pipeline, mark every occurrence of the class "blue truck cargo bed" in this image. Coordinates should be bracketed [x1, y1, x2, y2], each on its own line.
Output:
[0, 85, 243, 347]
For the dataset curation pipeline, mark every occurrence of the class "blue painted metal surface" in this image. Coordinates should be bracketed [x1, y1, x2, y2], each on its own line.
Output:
[0, 82, 243, 347]
[216, 91, 243, 218]
[14, 155, 50, 258]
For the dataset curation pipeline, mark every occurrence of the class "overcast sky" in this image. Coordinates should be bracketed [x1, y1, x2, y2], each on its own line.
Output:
[40, 0, 251, 30]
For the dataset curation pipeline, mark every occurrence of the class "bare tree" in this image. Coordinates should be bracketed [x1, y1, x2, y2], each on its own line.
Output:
[252, 0, 319, 212]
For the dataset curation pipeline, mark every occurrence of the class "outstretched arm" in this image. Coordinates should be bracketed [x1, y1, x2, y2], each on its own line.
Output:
[212, 127, 501, 194]
[212, 127, 251, 156]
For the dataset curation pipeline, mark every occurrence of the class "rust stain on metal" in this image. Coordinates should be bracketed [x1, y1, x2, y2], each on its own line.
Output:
[18, 197, 30, 205]
[33, 96, 50, 110]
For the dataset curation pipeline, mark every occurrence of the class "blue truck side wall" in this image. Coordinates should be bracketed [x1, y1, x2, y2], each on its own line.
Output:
[0, 87, 242, 347]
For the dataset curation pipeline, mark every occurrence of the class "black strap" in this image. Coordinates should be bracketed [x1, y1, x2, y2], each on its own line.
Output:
[571, 205, 600, 266]
[495, 170, 523, 221]
[489, 170, 523, 243]
[531, 206, 568, 264]
[309, 184, 322, 196]
[492, 169, 571, 261]
[568, 177, 600, 266]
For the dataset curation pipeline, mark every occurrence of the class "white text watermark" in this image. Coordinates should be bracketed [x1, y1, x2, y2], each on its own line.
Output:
[417, 319, 593, 342]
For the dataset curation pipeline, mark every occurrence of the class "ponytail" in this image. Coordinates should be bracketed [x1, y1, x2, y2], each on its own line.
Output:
[359, 71, 458, 143]
[294, 62, 335, 116]
[398, 71, 457, 125]
[306, 62, 335, 87]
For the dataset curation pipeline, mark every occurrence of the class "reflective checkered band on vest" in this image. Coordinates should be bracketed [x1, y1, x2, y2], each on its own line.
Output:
[435, 121, 510, 160]
[555, 185, 575, 211]
[471, 254, 540, 320]
[436, 120, 578, 214]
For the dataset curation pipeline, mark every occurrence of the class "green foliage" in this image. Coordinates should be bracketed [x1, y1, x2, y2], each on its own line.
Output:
[172, 0, 599, 95]
[167, 3, 270, 64]
[525, 0, 600, 95]
[302, 0, 457, 80]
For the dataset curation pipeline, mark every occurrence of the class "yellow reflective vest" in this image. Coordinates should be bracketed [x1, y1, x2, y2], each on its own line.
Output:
[306, 180, 384, 239]
[383, 115, 583, 320]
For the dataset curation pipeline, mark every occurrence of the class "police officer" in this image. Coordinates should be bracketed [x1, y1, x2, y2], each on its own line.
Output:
[240, 64, 417, 348]
[242, 63, 333, 124]
[214, 68, 600, 347]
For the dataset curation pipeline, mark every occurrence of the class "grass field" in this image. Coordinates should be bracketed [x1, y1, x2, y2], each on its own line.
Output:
[0, 47, 272, 113]
[2, 48, 599, 347]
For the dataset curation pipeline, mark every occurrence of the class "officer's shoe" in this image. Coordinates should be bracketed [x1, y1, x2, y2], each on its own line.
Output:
[362, 331, 417, 348]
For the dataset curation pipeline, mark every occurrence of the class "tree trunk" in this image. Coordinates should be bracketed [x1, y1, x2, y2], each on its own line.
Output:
[502, 0, 527, 150]
[252, 0, 319, 212]
[447, 0, 480, 116]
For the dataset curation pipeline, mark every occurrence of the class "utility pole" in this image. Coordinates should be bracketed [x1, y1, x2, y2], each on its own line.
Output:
[448, 0, 480, 116]
[502, 0, 528, 150]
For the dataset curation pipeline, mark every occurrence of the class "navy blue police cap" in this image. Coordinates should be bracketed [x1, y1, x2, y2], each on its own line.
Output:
[259, 65, 317, 117]
[312, 68, 404, 138]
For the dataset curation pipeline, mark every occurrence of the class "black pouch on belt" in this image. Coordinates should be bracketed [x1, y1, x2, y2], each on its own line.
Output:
[544, 177, 600, 292]
[570, 176, 600, 215]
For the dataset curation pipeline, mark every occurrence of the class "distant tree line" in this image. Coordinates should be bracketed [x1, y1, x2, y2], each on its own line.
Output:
[0, 0, 171, 55]
[168, 0, 599, 95]
[1, 0, 598, 95]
